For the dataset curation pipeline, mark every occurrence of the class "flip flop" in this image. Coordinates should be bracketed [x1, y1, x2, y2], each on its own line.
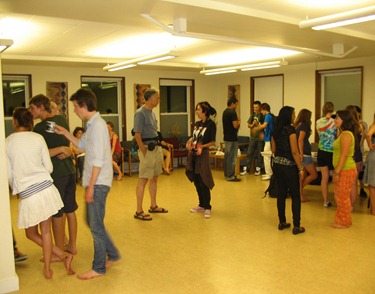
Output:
[148, 206, 168, 213]
[134, 211, 152, 221]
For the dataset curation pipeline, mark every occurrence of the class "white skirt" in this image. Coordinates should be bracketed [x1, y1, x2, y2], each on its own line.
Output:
[18, 184, 64, 229]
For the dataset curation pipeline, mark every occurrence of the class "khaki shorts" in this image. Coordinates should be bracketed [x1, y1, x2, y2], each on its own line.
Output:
[138, 146, 163, 179]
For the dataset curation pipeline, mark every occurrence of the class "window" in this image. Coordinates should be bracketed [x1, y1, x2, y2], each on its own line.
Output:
[159, 79, 194, 140]
[2, 74, 32, 137]
[81, 76, 125, 140]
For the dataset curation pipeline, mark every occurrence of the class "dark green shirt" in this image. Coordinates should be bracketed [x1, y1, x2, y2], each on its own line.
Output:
[33, 115, 75, 179]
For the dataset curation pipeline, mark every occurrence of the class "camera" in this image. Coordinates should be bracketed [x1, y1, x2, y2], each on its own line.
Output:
[147, 142, 156, 151]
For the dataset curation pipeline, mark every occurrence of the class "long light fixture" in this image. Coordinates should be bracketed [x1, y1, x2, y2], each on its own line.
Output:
[103, 50, 179, 71]
[200, 61, 287, 75]
[299, 6, 375, 30]
[0, 39, 14, 53]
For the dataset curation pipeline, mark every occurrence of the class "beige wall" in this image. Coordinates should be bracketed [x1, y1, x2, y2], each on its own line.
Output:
[2, 55, 375, 143]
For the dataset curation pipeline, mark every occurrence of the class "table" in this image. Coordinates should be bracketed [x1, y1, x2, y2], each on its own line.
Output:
[209, 152, 247, 176]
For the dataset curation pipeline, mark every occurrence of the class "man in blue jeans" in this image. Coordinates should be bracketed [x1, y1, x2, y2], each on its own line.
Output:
[56, 88, 120, 280]
[222, 97, 241, 181]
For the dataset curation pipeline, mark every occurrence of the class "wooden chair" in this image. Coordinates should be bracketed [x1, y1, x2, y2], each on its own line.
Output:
[164, 137, 188, 167]
[121, 140, 139, 176]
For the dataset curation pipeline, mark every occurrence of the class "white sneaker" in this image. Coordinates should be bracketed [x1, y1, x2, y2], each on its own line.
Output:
[204, 209, 211, 218]
[240, 170, 250, 176]
[262, 175, 271, 180]
[254, 167, 261, 176]
[190, 206, 205, 213]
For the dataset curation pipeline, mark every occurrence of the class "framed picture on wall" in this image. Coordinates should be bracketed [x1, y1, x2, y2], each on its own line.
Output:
[134, 83, 151, 111]
[228, 84, 240, 118]
[46, 81, 68, 118]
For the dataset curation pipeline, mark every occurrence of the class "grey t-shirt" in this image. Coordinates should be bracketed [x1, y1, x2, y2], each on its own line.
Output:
[134, 106, 158, 141]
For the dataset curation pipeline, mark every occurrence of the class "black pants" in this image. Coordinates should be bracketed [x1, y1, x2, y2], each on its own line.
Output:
[192, 173, 211, 210]
[273, 163, 301, 227]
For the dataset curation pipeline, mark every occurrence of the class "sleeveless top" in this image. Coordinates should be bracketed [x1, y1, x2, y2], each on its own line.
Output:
[111, 136, 122, 153]
[333, 130, 355, 170]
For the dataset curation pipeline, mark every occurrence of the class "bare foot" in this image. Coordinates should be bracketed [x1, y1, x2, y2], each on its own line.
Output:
[106, 258, 121, 268]
[301, 198, 310, 202]
[64, 254, 75, 275]
[65, 245, 78, 255]
[331, 223, 349, 229]
[40, 254, 63, 263]
[77, 269, 103, 280]
[44, 269, 53, 279]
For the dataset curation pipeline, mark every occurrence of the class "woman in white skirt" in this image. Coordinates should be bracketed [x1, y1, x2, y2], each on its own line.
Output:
[6, 107, 75, 279]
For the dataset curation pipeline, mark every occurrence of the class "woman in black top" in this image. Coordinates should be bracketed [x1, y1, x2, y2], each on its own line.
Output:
[295, 109, 318, 202]
[271, 106, 305, 234]
[186, 101, 217, 219]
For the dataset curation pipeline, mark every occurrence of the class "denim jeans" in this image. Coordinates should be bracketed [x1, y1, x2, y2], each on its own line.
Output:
[86, 185, 120, 274]
[245, 138, 264, 171]
[224, 141, 238, 179]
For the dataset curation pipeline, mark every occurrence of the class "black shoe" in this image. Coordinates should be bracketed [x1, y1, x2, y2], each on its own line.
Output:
[293, 227, 305, 235]
[278, 223, 291, 230]
[360, 188, 368, 199]
[227, 177, 241, 182]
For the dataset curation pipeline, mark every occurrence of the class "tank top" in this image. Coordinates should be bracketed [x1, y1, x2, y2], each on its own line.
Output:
[333, 131, 355, 170]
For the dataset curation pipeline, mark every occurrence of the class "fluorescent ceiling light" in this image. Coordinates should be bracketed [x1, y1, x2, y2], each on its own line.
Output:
[0, 39, 14, 53]
[107, 64, 136, 72]
[241, 65, 280, 71]
[103, 50, 179, 71]
[194, 48, 299, 67]
[137, 55, 176, 64]
[200, 61, 287, 75]
[299, 5, 375, 30]
[204, 70, 237, 76]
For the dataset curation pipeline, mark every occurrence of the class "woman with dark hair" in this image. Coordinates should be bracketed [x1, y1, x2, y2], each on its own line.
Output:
[345, 105, 365, 207]
[316, 101, 337, 207]
[331, 110, 358, 228]
[186, 101, 217, 219]
[295, 109, 318, 202]
[271, 106, 305, 234]
[107, 121, 123, 180]
[72, 127, 85, 181]
[6, 107, 74, 279]
[363, 113, 375, 214]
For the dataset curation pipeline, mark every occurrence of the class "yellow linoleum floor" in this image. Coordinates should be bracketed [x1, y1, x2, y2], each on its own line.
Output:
[10, 168, 375, 294]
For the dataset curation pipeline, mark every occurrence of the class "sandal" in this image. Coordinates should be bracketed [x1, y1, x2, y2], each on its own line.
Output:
[148, 206, 168, 213]
[134, 211, 152, 221]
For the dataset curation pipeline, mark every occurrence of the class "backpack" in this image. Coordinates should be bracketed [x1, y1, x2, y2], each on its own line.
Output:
[263, 174, 278, 198]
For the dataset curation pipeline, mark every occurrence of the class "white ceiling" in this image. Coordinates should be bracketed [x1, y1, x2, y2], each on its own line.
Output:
[0, 0, 375, 71]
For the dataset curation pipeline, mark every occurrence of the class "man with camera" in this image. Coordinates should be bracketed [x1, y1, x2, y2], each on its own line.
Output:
[240, 100, 264, 176]
[133, 88, 168, 221]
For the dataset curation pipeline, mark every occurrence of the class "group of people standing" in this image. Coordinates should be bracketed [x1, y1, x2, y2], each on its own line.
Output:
[7, 89, 120, 280]
[219, 97, 374, 233]
[6, 86, 374, 279]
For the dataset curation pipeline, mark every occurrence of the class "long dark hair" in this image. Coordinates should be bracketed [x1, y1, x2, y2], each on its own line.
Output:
[13, 107, 34, 131]
[294, 108, 312, 133]
[336, 110, 358, 150]
[196, 101, 217, 118]
[274, 106, 294, 135]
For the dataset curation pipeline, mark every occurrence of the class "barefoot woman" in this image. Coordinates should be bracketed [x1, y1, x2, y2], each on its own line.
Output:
[6, 107, 74, 279]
